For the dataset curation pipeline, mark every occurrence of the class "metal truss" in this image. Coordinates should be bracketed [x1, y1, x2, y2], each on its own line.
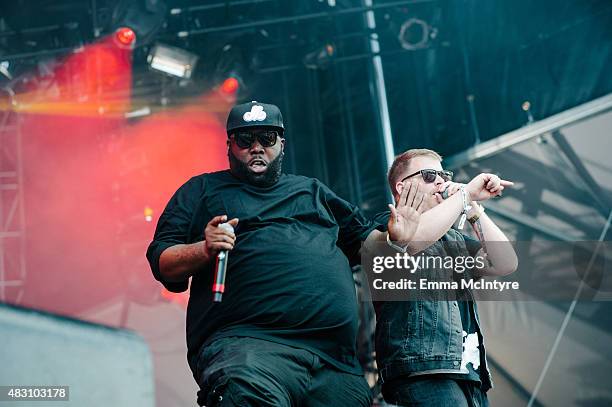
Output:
[0, 87, 26, 304]
[446, 92, 612, 242]
[445, 93, 612, 406]
[445, 93, 612, 168]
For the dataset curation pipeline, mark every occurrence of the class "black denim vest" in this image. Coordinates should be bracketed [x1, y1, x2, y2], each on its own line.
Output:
[374, 230, 493, 391]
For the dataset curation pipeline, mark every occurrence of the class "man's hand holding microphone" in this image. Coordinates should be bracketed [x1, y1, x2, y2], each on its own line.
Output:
[204, 215, 239, 302]
[436, 173, 514, 204]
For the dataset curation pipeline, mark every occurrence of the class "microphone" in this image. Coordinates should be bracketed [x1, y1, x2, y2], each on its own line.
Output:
[213, 222, 234, 302]
[440, 187, 450, 200]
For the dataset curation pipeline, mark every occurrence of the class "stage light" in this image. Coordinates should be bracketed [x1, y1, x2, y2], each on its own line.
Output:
[111, 0, 166, 48]
[125, 106, 152, 119]
[0, 61, 12, 80]
[522, 101, 531, 111]
[147, 44, 199, 79]
[522, 100, 534, 123]
[144, 206, 154, 222]
[220, 77, 239, 95]
[303, 43, 335, 70]
[398, 18, 436, 50]
[115, 27, 136, 48]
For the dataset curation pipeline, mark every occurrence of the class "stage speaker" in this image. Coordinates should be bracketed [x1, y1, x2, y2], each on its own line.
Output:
[0, 303, 155, 406]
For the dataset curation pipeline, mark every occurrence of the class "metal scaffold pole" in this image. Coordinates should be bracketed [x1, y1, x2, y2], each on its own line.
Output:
[363, 0, 395, 203]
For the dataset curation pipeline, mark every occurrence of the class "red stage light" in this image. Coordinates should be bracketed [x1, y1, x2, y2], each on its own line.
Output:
[220, 77, 239, 94]
[115, 27, 136, 48]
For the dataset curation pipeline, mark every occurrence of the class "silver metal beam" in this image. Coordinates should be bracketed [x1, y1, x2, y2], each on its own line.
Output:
[445, 93, 612, 168]
[176, 0, 434, 37]
[484, 201, 575, 242]
[363, 0, 395, 173]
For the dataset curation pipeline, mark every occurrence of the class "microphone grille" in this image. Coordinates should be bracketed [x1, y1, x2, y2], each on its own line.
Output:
[218, 222, 234, 233]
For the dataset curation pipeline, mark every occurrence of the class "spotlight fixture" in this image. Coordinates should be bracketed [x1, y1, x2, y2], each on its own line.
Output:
[212, 35, 262, 98]
[110, 0, 167, 48]
[219, 77, 240, 95]
[398, 18, 436, 50]
[144, 206, 154, 222]
[147, 44, 199, 79]
[303, 43, 335, 70]
[522, 100, 534, 124]
[125, 106, 152, 119]
[114, 27, 137, 49]
[0, 61, 12, 80]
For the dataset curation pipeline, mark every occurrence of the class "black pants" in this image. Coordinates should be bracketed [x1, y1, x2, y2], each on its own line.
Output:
[194, 336, 373, 407]
[382, 376, 489, 407]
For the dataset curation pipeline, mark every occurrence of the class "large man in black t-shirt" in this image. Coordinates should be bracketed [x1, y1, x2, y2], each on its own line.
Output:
[146, 101, 422, 406]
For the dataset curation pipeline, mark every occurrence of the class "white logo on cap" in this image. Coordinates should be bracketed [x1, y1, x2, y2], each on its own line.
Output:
[243, 105, 267, 122]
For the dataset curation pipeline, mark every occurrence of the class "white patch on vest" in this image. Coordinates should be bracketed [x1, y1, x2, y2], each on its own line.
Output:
[459, 330, 480, 373]
[243, 105, 266, 122]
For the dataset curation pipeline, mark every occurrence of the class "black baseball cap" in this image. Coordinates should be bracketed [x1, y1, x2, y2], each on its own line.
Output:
[226, 101, 284, 135]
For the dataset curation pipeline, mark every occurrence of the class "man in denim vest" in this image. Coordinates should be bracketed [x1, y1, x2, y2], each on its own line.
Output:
[374, 149, 518, 406]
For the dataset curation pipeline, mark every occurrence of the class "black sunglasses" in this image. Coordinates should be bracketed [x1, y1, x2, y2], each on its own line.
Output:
[231, 130, 280, 149]
[401, 169, 453, 183]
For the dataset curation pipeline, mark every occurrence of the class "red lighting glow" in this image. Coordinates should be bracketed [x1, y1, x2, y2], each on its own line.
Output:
[3, 29, 232, 319]
[220, 77, 239, 94]
[115, 27, 136, 48]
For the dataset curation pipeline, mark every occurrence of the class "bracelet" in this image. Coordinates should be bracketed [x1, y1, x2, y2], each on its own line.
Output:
[457, 186, 472, 230]
[386, 232, 408, 253]
[468, 203, 484, 224]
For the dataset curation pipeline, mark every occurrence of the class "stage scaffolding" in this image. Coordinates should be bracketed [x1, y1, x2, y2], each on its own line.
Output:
[0, 87, 26, 304]
[444, 92, 612, 407]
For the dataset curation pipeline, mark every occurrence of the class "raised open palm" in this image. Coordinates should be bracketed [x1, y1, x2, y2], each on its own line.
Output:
[388, 181, 425, 245]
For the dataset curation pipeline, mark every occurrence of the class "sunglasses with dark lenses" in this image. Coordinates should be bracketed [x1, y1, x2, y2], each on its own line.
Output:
[232, 130, 280, 149]
[402, 169, 454, 183]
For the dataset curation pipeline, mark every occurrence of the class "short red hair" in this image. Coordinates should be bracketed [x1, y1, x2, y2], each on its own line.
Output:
[387, 149, 442, 196]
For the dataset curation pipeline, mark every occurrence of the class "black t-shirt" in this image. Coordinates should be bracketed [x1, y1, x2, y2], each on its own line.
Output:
[146, 170, 383, 375]
[439, 232, 486, 384]
[444, 301, 485, 383]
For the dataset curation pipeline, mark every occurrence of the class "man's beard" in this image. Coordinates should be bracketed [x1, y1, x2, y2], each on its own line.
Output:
[228, 150, 284, 187]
